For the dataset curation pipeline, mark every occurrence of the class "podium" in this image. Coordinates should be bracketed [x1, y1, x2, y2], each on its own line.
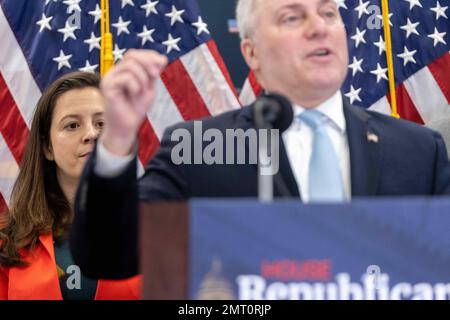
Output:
[140, 198, 450, 300]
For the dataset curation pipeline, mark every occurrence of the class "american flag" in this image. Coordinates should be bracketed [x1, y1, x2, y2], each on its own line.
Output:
[0, 0, 240, 214]
[240, 0, 450, 124]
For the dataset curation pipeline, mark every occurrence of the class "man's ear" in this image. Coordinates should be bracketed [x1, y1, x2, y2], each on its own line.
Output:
[240, 38, 259, 71]
[44, 142, 54, 161]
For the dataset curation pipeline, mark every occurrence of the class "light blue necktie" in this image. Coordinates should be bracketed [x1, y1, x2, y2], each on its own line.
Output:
[299, 109, 345, 202]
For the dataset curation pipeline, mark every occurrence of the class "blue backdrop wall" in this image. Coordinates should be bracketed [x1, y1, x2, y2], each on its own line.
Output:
[197, 0, 248, 90]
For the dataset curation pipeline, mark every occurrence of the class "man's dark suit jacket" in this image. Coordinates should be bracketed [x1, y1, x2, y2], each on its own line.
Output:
[71, 99, 450, 279]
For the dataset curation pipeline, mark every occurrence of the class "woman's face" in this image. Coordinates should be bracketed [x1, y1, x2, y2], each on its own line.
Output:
[44, 87, 105, 185]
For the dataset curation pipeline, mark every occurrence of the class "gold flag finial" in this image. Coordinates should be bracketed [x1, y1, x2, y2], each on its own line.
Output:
[381, 0, 400, 119]
[100, 0, 114, 76]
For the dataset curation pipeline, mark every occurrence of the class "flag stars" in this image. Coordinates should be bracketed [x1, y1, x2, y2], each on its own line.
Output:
[345, 85, 362, 104]
[334, 0, 347, 10]
[113, 44, 126, 62]
[373, 35, 386, 55]
[370, 63, 388, 83]
[404, 0, 422, 10]
[376, 12, 393, 27]
[112, 17, 131, 36]
[163, 33, 181, 53]
[121, 0, 134, 9]
[397, 46, 417, 66]
[53, 50, 72, 70]
[165, 5, 185, 26]
[400, 18, 420, 38]
[79, 61, 98, 73]
[141, 0, 159, 17]
[138, 26, 155, 46]
[89, 4, 102, 24]
[192, 17, 210, 35]
[428, 27, 447, 47]
[354, 0, 370, 19]
[430, 1, 448, 20]
[348, 56, 364, 76]
[84, 32, 101, 52]
[58, 21, 78, 42]
[36, 13, 53, 32]
[351, 27, 366, 48]
[63, 0, 81, 13]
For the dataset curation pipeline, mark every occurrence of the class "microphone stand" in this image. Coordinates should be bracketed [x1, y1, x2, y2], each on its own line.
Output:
[258, 124, 275, 203]
[253, 93, 294, 202]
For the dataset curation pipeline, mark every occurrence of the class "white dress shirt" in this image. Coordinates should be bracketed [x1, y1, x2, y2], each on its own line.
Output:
[95, 91, 351, 202]
[95, 140, 134, 178]
[282, 91, 351, 202]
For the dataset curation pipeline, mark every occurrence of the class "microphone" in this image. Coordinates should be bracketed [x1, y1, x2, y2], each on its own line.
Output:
[253, 93, 294, 132]
[252, 93, 294, 202]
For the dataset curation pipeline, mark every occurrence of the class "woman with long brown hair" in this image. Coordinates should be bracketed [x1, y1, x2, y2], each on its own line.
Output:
[0, 72, 141, 300]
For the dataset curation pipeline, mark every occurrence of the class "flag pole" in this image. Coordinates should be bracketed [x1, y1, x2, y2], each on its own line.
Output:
[381, 0, 400, 118]
[101, 0, 114, 76]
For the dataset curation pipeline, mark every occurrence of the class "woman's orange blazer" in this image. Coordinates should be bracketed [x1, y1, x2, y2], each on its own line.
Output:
[0, 234, 141, 300]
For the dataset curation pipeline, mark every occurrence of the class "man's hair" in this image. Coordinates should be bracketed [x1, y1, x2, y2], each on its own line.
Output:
[236, 0, 260, 40]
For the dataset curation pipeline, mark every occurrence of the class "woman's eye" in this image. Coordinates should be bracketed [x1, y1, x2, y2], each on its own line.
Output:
[65, 122, 79, 130]
[96, 120, 105, 129]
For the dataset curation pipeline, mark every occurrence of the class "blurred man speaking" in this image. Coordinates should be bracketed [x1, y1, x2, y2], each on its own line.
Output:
[239, 0, 349, 109]
[71, 0, 450, 279]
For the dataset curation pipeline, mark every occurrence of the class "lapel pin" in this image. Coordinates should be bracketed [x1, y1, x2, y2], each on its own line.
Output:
[367, 132, 379, 144]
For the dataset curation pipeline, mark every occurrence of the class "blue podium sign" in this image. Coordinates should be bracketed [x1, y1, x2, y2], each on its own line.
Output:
[189, 198, 450, 300]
